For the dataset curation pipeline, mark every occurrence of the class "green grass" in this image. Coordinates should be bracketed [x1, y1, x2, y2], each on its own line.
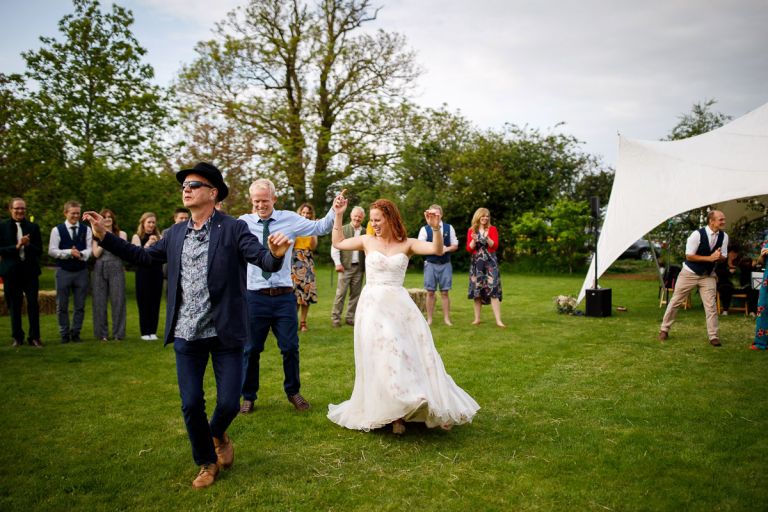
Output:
[1, 265, 766, 511]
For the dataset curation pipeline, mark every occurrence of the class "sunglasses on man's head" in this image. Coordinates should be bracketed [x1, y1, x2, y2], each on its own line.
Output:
[181, 181, 214, 191]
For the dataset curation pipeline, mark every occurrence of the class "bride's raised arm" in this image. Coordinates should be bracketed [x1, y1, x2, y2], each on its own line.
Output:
[408, 208, 445, 256]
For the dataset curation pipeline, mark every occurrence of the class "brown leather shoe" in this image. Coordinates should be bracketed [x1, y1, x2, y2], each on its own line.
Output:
[213, 433, 234, 469]
[288, 393, 311, 411]
[192, 463, 219, 489]
[29, 339, 43, 348]
[240, 400, 254, 415]
[709, 338, 722, 347]
[658, 331, 668, 341]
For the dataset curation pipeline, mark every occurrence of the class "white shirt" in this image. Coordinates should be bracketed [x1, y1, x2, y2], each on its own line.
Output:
[417, 222, 459, 252]
[682, 226, 728, 275]
[331, 225, 364, 266]
[48, 221, 93, 261]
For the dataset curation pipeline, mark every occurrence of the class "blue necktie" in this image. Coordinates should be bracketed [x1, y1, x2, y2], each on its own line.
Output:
[261, 218, 272, 279]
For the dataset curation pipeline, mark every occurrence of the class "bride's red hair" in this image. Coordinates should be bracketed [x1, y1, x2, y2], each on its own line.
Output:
[369, 199, 407, 242]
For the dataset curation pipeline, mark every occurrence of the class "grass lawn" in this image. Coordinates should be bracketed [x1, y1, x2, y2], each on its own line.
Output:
[1, 263, 766, 511]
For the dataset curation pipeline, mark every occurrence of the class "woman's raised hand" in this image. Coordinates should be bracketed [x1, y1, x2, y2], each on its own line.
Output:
[333, 189, 349, 214]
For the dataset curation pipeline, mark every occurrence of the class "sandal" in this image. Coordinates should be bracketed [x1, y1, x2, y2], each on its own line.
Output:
[300, 321, 308, 332]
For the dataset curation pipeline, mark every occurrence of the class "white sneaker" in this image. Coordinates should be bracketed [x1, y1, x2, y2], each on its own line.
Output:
[141, 335, 151, 340]
[721, 311, 728, 316]
[149, 334, 159, 340]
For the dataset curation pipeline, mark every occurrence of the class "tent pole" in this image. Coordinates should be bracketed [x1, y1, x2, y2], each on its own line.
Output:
[647, 234, 665, 290]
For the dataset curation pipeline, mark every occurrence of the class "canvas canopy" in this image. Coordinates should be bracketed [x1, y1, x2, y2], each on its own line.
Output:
[577, 102, 768, 303]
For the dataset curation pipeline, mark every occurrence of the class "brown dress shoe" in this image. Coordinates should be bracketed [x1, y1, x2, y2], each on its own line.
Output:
[240, 400, 254, 415]
[288, 393, 311, 411]
[192, 463, 219, 489]
[709, 338, 722, 347]
[213, 433, 234, 469]
[29, 339, 43, 348]
[658, 331, 669, 341]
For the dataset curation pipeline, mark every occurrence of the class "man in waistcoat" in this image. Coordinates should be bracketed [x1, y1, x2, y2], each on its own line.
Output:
[417, 204, 459, 326]
[48, 200, 92, 343]
[331, 206, 366, 328]
[1, 198, 43, 347]
[659, 210, 728, 346]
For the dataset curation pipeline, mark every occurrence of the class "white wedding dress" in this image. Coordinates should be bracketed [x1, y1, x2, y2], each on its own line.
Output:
[327, 251, 480, 431]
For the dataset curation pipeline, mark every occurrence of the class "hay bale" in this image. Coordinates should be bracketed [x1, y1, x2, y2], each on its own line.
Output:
[0, 290, 57, 316]
[406, 288, 427, 313]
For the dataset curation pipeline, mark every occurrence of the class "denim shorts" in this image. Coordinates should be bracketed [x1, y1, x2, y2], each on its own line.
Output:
[424, 261, 453, 291]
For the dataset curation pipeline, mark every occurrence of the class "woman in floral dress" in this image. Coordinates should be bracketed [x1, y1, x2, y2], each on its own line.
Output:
[291, 203, 318, 332]
[466, 207, 505, 327]
[751, 243, 768, 350]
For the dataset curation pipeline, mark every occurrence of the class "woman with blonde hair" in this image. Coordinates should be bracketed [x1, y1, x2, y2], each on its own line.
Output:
[328, 198, 479, 435]
[466, 207, 504, 327]
[131, 212, 163, 340]
[291, 203, 318, 331]
[91, 209, 127, 341]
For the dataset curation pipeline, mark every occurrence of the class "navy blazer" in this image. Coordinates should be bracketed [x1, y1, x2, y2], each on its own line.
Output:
[99, 210, 284, 347]
[0, 218, 43, 278]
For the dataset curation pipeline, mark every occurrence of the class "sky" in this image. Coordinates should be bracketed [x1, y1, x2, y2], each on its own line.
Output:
[1, 0, 767, 168]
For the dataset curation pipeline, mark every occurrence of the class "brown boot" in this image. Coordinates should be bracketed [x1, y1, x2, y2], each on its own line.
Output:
[213, 433, 234, 469]
[192, 463, 219, 489]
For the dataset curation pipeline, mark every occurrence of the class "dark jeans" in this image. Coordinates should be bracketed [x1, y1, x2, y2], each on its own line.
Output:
[136, 265, 163, 336]
[174, 337, 243, 466]
[4, 270, 40, 342]
[55, 268, 88, 339]
[241, 291, 300, 401]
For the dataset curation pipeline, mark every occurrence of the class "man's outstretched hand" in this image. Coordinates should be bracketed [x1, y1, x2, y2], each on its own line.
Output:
[83, 211, 107, 240]
[267, 232, 292, 259]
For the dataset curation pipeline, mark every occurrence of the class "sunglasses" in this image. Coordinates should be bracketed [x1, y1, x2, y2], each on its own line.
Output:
[181, 181, 214, 191]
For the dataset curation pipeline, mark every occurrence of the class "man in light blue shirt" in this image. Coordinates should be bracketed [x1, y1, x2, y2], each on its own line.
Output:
[239, 178, 341, 413]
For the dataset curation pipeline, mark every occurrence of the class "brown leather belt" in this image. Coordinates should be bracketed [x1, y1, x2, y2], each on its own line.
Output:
[255, 286, 294, 297]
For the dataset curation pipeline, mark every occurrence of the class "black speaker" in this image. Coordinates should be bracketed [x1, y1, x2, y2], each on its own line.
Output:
[590, 196, 601, 218]
[585, 288, 612, 317]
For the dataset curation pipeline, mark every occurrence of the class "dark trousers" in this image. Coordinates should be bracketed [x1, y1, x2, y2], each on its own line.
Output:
[4, 269, 40, 342]
[241, 291, 300, 401]
[135, 265, 163, 335]
[174, 337, 243, 466]
[55, 268, 88, 339]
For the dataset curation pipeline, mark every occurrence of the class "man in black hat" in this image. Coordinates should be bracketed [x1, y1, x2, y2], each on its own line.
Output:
[84, 162, 292, 489]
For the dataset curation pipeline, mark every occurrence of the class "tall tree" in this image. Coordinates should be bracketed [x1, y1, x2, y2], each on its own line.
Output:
[175, 0, 420, 211]
[22, 0, 169, 171]
[666, 99, 732, 141]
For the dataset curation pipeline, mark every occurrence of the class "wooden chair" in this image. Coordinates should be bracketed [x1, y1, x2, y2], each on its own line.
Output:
[659, 265, 691, 309]
[718, 291, 749, 316]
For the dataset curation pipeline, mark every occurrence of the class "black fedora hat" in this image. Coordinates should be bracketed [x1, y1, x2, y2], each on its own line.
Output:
[176, 162, 229, 202]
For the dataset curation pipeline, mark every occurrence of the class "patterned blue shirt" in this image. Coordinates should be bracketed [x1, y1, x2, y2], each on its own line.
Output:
[240, 207, 335, 290]
[174, 217, 217, 341]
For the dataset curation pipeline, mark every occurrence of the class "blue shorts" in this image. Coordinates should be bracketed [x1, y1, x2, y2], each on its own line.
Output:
[424, 261, 453, 292]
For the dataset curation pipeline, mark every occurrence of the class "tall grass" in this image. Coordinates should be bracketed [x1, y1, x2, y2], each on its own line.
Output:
[0, 265, 766, 511]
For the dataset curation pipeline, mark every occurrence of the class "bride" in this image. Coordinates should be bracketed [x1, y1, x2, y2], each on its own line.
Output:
[327, 198, 480, 434]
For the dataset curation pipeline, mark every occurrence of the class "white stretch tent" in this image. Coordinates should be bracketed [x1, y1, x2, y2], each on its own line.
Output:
[577, 102, 768, 303]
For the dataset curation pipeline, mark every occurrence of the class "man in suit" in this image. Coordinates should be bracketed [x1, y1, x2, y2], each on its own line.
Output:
[48, 200, 92, 343]
[330, 206, 366, 327]
[84, 162, 292, 489]
[1, 198, 43, 347]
